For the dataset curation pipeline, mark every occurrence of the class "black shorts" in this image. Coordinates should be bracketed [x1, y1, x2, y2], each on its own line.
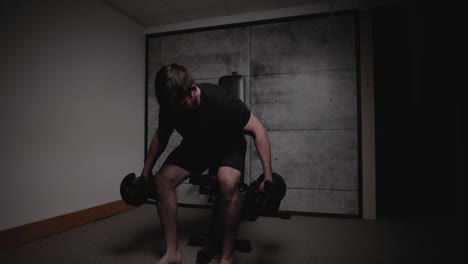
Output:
[164, 138, 247, 175]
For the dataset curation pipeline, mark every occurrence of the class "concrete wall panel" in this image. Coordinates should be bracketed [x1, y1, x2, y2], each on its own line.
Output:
[147, 37, 161, 83]
[250, 130, 358, 190]
[250, 14, 356, 75]
[146, 12, 359, 215]
[250, 70, 357, 130]
[161, 27, 250, 79]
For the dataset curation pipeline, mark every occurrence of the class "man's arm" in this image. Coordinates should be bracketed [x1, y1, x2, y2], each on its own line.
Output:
[141, 125, 173, 178]
[243, 113, 273, 182]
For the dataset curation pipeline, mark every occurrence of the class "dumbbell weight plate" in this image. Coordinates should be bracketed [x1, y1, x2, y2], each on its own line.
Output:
[120, 173, 146, 206]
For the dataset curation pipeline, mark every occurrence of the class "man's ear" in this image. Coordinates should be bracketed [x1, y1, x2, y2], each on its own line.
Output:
[190, 85, 198, 97]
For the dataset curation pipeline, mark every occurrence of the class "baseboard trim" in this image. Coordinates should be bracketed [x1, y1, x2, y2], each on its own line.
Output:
[0, 200, 135, 249]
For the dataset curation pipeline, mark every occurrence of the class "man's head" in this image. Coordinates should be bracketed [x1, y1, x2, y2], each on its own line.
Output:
[154, 63, 199, 111]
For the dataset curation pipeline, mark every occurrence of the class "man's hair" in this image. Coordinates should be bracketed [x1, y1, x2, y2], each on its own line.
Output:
[154, 63, 194, 108]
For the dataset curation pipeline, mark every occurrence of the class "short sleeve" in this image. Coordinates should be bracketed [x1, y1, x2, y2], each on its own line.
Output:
[158, 106, 174, 130]
[221, 95, 251, 131]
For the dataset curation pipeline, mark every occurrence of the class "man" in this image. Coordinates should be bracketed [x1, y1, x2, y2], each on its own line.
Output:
[140, 63, 273, 264]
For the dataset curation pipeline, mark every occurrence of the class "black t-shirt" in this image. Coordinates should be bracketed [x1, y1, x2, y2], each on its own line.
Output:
[159, 83, 251, 149]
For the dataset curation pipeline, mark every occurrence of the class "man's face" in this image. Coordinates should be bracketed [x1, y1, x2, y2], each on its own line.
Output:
[178, 95, 195, 110]
[176, 85, 199, 111]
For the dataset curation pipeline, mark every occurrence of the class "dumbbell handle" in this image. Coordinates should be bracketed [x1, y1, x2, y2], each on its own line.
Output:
[138, 174, 157, 199]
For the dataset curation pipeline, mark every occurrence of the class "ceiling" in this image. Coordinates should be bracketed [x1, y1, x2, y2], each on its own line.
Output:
[104, 0, 328, 28]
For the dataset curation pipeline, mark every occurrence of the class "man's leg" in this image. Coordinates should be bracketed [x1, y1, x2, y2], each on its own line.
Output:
[153, 164, 190, 264]
[217, 166, 242, 264]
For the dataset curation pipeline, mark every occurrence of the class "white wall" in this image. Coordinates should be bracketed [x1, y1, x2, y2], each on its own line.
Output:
[0, 0, 145, 231]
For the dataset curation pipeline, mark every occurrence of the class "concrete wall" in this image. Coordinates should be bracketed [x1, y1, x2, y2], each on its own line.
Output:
[147, 12, 358, 214]
[0, 0, 145, 231]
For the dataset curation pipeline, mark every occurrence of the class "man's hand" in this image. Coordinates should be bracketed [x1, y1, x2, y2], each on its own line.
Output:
[258, 180, 266, 191]
[258, 173, 273, 191]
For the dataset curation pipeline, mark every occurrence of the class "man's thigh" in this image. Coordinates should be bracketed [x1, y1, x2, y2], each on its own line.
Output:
[154, 163, 191, 189]
[216, 139, 247, 175]
[163, 143, 211, 175]
[163, 138, 247, 177]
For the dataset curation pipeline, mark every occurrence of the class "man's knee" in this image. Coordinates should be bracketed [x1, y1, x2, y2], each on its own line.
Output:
[154, 164, 190, 192]
[217, 166, 241, 199]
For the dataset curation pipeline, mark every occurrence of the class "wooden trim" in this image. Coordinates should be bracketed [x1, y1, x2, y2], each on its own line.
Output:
[0, 200, 135, 249]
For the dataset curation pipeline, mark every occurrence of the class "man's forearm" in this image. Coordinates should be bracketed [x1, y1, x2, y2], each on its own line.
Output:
[141, 132, 167, 177]
[253, 128, 273, 180]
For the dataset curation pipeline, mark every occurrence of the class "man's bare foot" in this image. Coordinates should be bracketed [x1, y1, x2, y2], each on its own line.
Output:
[156, 251, 181, 264]
[220, 256, 234, 264]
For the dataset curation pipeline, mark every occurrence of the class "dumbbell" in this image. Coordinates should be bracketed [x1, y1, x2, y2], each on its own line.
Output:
[120, 173, 156, 206]
[243, 172, 287, 221]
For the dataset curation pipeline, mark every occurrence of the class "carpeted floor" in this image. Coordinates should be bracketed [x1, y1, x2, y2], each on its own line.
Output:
[0, 205, 464, 264]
